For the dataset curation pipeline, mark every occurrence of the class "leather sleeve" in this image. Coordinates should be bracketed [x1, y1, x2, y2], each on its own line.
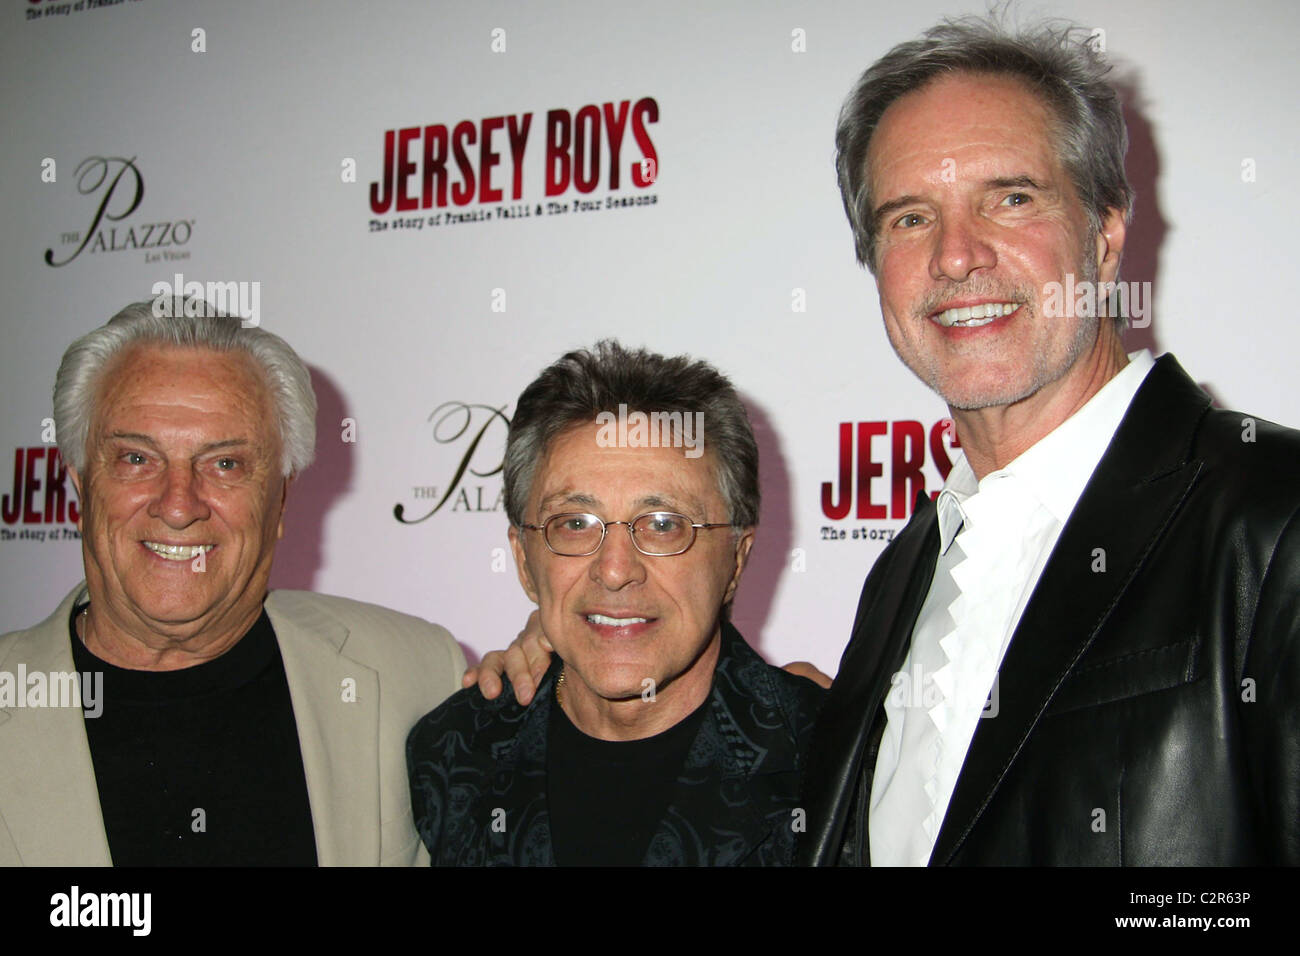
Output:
[1239, 504, 1300, 863]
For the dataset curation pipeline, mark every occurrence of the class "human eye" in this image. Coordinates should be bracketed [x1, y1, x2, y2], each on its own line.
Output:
[543, 513, 598, 548]
[892, 211, 928, 229]
[114, 448, 153, 471]
[203, 454, 245, 477]
[642, 513, 688, 535]
[109, 447, 158, 478]
[1000, 191, 1032, 207]
[547, 513, 600, 540]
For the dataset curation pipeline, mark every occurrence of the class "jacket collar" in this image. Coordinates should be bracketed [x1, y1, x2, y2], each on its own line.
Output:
[0, 586, 379, 866]
[0, 583, 113, 865]
[930, 353, 1211, 863]
[487, 622, 799, 865]
[800, 494, 940, 866]
[264, 591, 379, 866]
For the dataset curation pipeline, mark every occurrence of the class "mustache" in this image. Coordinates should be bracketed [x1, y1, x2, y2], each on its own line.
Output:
[913, 281, 1037, 319]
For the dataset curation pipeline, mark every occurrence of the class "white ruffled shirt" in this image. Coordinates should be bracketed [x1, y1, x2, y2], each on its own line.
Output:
[868, 350, 1156, 866]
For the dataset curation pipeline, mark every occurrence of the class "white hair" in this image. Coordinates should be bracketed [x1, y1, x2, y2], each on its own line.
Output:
[53, 299, 316, 476]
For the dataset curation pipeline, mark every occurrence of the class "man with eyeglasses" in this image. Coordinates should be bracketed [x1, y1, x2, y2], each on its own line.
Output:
[406, 340, 825, 865]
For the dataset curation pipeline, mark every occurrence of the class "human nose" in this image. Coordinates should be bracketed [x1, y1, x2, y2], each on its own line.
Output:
[929, 209, 996, 282]
[149, 465, 212, 528]
[588, 520, 648, 589]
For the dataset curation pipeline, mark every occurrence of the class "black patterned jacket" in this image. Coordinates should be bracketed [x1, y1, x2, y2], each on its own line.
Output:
[407, 622, 825, 865]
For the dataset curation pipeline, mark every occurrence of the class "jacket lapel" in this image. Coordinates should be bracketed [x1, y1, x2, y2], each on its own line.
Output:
[486, 665, 557, 866]
[931, 355, 1210, 863]
[0, 584, 113, 865]
[265, 592, 380, 866]
[646, 625, 799, 865]
[802, 494, 940, 865]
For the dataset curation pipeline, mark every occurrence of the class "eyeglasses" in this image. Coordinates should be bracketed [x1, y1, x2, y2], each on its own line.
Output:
[520, 512, 733, 557]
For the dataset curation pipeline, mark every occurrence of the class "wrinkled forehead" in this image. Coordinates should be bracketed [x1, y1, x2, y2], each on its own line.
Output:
[866, 70, 1064, 188]
[531, 419, 723, 514]
[90, 344, 276, 438]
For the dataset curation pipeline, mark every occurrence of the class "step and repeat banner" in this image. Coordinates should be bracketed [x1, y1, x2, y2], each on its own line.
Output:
[3, 0, 1298, 673]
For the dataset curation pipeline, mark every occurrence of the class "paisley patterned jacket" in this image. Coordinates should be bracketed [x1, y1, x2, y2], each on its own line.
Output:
[407, 622, 825, 865]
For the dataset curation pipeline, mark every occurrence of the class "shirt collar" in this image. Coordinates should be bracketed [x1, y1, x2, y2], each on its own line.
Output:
[934, 350, 1155, 552]
[936, 452, 977, 553]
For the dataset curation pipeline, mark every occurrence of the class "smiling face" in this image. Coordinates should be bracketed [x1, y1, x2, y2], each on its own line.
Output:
[69, 345, 289, 665]
[508, 422, 754, 737]
[868, 71, 1126, 412]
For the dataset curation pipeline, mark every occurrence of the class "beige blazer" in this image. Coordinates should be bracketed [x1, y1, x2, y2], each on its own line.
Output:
[0, 584, 465, 866]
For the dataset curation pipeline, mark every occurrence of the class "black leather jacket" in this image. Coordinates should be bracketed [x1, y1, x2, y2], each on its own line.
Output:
[799, 355, 1300, 865]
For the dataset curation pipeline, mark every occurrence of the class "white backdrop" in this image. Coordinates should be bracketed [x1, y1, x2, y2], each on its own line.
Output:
[3, 0, 1298, 676]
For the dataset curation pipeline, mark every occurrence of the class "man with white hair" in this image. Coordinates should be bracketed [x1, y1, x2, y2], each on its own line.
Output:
[0, 299, 464, 865]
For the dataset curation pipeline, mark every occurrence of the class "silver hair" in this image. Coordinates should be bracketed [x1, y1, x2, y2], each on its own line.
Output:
[836, 12, 1134, 275]
[503, 339, 759, 529]
[53, 299, 317, 476]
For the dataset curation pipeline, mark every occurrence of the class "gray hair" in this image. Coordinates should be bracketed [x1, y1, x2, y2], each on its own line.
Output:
[836, 13, 1134, 274]
[53, 299, 317, 476]
[503, 340, 759, 529]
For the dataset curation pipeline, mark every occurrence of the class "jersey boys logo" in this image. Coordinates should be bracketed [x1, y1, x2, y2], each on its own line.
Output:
[821, 419, 960, 522]
[2, 446, 80, 542]
[369, 97, 659, 214]
[44, 156, 194, 268]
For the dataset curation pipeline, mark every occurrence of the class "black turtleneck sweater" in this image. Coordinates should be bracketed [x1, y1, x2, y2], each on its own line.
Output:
[69, 603, 318, 866]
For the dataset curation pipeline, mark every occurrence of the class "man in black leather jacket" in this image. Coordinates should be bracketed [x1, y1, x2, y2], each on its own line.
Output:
[798, 14, 1299, 865]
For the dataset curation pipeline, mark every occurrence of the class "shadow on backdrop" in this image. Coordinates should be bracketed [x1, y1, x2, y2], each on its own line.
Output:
[269, 365, 353, 593]
[1116, 78, 1167, 366]
[730, 392, 793, 665]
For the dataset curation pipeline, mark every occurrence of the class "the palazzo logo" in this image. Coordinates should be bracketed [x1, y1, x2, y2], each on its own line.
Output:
[393, 402, 511, 523]
[44, 156, 195, 268]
